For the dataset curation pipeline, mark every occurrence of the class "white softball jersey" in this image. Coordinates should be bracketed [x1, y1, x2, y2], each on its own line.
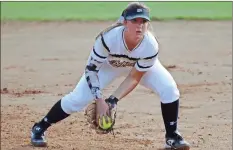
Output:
[61, 26, 180, 114]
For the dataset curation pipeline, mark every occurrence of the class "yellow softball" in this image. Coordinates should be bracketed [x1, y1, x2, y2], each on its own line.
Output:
[98, 116, 112, 130]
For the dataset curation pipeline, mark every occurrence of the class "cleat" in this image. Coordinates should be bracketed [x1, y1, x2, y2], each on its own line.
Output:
[165, 131, 190, 150]
[31, 123, 47, 147]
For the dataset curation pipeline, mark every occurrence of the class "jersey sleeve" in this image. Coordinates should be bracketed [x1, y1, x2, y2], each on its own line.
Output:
[85, 35, 109, 100]
[135, 52, 158, 72]
[90, 35, 109, 62]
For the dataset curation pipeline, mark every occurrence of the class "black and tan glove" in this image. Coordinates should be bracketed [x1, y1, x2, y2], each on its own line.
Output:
[84, 96, 119, 135]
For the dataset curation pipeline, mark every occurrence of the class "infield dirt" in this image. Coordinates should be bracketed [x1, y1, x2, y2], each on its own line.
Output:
[1, 21, 232, 150]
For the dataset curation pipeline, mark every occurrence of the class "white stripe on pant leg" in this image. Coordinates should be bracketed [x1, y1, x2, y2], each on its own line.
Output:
[140, 60, 180, 104]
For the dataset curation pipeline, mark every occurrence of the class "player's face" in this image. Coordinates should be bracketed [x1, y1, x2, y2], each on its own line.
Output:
[125, 18, 149, 41]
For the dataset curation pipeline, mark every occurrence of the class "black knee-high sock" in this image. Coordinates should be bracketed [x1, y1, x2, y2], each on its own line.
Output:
[161, 99, 179, 137]
[38, 99, 70, 130]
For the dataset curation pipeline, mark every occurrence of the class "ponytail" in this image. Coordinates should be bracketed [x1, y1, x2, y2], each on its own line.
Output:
[95, 9, 126, 40]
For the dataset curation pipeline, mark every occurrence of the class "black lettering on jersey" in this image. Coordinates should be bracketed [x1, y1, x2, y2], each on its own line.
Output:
[121, 61, 135, 67]
[109, 60, 135, 68]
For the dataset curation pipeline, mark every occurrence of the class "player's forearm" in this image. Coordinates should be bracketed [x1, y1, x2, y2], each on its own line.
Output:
[85, 67, 103, 100]
[112, 75, 139, 100]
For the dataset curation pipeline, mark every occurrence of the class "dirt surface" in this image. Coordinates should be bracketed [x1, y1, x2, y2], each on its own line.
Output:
[1, 21, 232, 150]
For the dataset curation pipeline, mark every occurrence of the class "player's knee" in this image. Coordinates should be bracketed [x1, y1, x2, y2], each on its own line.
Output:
[160, 84, 180, 104]
[61, 92, 92, 114]
[61, 94, 77, 114]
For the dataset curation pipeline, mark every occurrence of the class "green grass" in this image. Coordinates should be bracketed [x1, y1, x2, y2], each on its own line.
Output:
[1, 2, 232, 21]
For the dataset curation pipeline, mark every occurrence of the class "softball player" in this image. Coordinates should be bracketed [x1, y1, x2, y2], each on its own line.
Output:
[31, 2, 190, 149]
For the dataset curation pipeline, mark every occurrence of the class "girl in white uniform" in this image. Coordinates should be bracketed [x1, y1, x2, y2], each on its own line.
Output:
[31, 2, 190, 150]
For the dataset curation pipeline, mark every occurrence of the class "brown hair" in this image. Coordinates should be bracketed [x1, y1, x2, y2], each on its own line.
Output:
[95, 2, 153, 40]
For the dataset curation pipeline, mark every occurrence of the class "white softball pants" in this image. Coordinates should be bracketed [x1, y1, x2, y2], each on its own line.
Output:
[61, 59, 180, 114]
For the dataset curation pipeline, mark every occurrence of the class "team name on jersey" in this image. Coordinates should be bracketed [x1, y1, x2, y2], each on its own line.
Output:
[109, 60, 135, 67]
[107, 54, 139, 68]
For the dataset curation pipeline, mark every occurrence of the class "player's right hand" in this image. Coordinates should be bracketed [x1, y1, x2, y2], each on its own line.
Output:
[96, 99, 110, 124]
